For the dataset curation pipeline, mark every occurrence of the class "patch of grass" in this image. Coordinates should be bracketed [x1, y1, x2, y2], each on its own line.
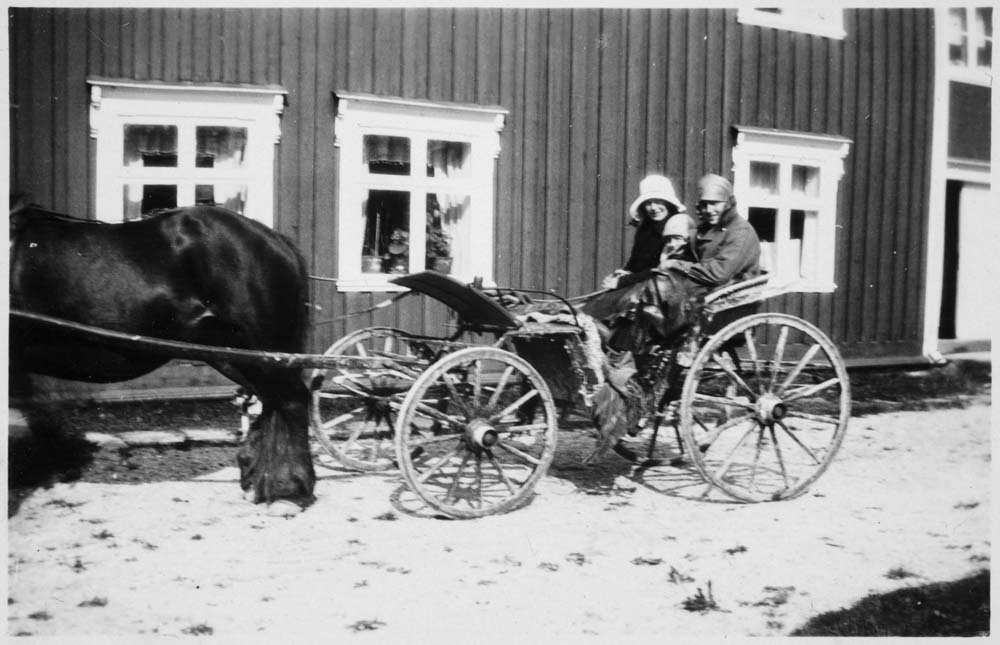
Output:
[753, 585, 796, 607]
[791, 570, 989, 636]
[631, 556, 663, 566]
[668, 566, 694, 583]
[886, 567, 919, 580]
[28, 610, 52, 620]
[347, 619, 386, 632]
[78, 597, 107, 608]
[181, 623, 214, 636]
[849, 360, 991, 416]
[682, 581, 721, 613]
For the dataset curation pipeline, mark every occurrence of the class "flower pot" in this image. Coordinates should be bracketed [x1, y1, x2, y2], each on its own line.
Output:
[362, 255, 383, 273]
[430, 257, 453, 274]
[388, 257, 408, 274]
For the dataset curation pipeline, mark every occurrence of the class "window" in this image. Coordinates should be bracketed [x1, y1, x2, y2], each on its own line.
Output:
[731, 126, 852, 292]
[88, 79, 285, 225]
[737, 6, 845, 40]
[334, 92, 507, 291]
[947, 6, 993, 84]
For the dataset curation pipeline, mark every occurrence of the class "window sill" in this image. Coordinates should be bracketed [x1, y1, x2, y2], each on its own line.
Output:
[335, 276, 412, 293]
[778, 279, 837, 294]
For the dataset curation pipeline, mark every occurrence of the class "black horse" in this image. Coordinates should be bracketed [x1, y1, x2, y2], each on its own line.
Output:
[10, 203, 315, 507]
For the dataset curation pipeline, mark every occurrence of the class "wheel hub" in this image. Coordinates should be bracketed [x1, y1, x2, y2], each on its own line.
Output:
[466, 418, 498, 449]
[755, 393, 787, 425]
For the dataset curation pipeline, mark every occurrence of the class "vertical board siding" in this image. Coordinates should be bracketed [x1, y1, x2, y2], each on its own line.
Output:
[9, 7, 935, 360]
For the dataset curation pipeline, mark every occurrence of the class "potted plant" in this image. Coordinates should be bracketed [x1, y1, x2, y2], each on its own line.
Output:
[425, 209, 453, 274]
[386, 228, 409, 274]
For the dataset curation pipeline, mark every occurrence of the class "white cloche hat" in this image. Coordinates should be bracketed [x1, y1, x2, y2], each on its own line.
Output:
[628, 174, 686, 223]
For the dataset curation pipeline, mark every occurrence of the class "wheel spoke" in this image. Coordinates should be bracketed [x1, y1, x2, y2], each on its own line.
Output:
[775, 419, 822, 465]
[745, 329, 763, 390]
[441, 371, 473, 416]
[783, 410, 840, 425]
[711, 354, 757, 398]
[777, 344, 822, 395]
[340, 420, 368, 451]
[474, 457, 484, 508]
[321, 406, 366, 431]
[472, 360, 483, 407]
[769, 326, 789, 390]
[783, 377, 841, 403]
[747, 424, 767, 493]
[417, 442, 464, 484]
[691, 412, 755, 450]
[444, 450, 472, 503]
[409, 401, 463, 428]
[495, 440, 542, 466]
[489, 388, 540, 424]
[710, 422, 759, 482]
[486, 366, 516, 409]
[485, 450, 518, 494]
[693, 393, 756, 411]
[501, 422, 549, 435]
[408, 432, 463, 447]
[769, 425, 790, 493]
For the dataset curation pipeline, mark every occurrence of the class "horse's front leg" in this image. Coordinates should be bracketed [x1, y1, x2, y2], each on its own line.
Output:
[236, 371, 316, 509]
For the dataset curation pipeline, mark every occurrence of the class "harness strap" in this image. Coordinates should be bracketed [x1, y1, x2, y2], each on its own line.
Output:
[310, 291, 412, 326]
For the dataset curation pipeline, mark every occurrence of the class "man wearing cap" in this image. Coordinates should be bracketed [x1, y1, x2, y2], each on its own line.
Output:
[661, 173, 760, 290]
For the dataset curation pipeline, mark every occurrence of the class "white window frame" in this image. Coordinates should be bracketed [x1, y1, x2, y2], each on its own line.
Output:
[732, 126, 852, 293]
[945, 5, 994, 86]
[333, 91, 507, 292]
[737, 6, 846, 40]
[88, 79, 285, 226]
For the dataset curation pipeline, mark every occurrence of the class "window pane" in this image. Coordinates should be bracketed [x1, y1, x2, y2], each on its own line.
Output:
[977, 7, 992, 39]
[123, 183, 177, 220]
[750, 162, 779, 195]
[950, 8, 969, 64]
[195, 183, 248, 214]
[426, 193, 469, 274]
[791, 210, 818, 280]
[124, 125, 177, 167]
[748, 207, 777, 275]
[364, 135, 411, 175]
[427, 140, 470, 178]
[792, 165, 820, 197]
[978, 40, 993, 68]
[362, 190, 410, 273]
[196, 126, 248, 169]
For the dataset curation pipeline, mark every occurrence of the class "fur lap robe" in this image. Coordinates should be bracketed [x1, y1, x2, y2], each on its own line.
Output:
[504, 297, 645, 463]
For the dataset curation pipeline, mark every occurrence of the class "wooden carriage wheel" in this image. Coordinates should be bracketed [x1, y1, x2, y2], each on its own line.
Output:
[679, 313, 850, 502]
[309, 327, 433, 471]
[395, 346, 558, 518]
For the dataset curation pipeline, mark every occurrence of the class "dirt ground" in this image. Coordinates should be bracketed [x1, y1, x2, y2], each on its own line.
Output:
[6, 395, 991, 640]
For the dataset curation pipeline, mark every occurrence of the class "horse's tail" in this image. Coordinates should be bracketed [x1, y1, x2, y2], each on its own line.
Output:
[237, 378, 316, 506]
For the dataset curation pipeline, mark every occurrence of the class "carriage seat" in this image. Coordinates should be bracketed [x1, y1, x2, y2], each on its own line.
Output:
[700, 273, 790, 334]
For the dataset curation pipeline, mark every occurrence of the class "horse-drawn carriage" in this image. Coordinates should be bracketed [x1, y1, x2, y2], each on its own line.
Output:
[11, 204, 849, 518]
[308, 270, 851, 519]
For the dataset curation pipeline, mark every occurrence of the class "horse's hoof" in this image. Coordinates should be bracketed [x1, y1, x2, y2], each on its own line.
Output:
[266, 500, 303, 517]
